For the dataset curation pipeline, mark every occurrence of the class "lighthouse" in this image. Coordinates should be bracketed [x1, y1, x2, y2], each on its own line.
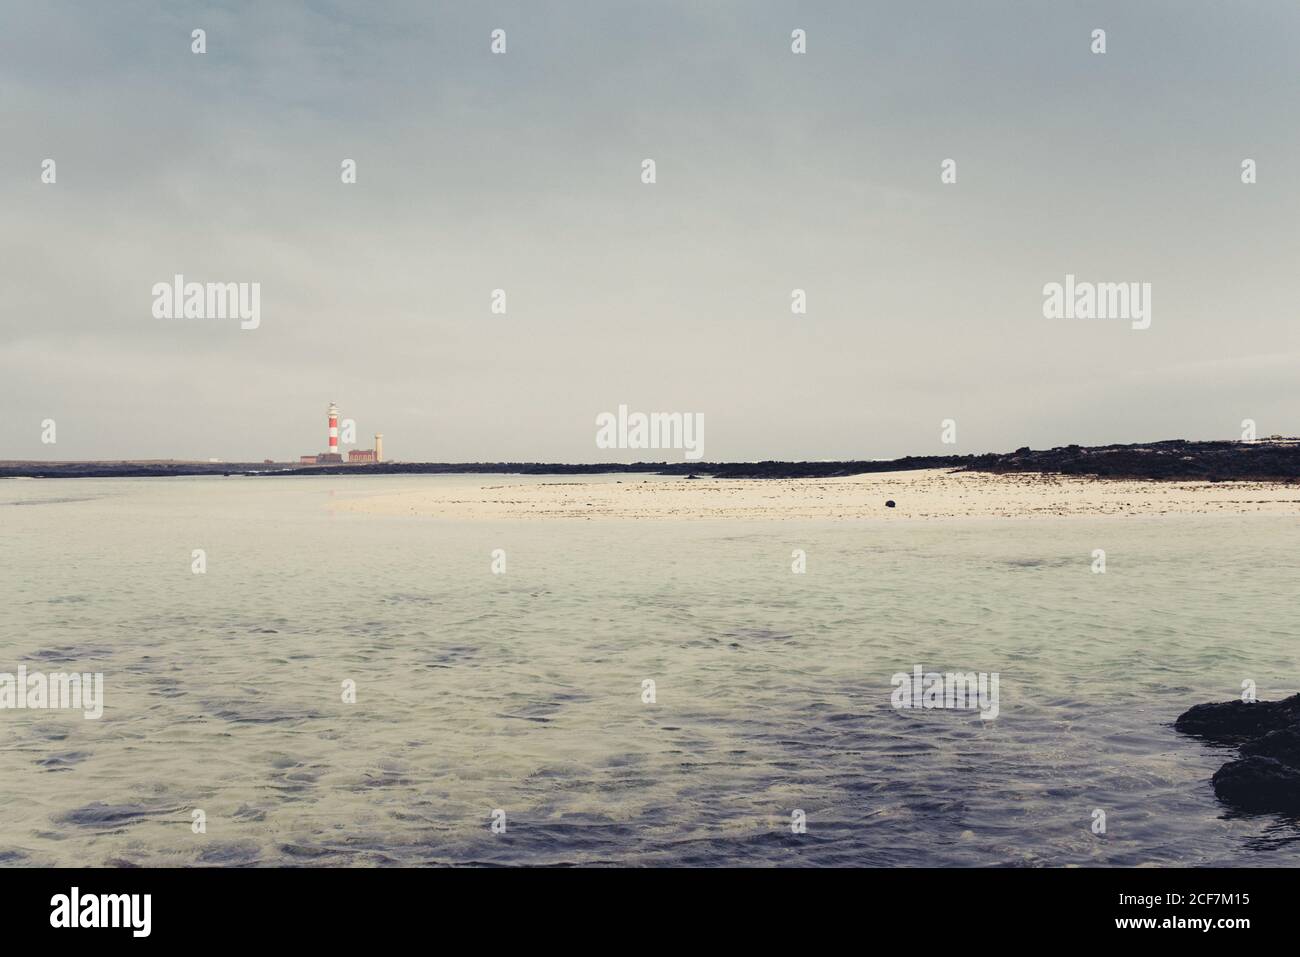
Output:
[327, 402, 340, 458]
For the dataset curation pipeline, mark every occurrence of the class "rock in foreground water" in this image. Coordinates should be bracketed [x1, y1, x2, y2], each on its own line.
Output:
[1173, 693, 1300, 744]
[1240, 727, 1300, 765]
[1211, 757, 1300, 813]
[1175, 693, 1300, 814]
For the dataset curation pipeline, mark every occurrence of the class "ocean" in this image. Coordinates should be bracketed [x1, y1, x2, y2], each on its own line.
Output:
[2, 475, 1298, 866]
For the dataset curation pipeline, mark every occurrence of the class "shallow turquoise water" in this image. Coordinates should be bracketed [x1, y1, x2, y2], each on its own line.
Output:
[1, 476, 1298, 866]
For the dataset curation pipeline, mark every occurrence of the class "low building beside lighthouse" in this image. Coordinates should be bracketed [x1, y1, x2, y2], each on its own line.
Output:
[347, 434, 384, 464]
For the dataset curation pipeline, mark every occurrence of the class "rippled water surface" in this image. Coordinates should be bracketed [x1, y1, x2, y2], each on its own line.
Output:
[2, 476, 1299, 866]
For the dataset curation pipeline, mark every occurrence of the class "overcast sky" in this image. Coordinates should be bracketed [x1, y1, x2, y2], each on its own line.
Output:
[3, 1, 1298, 462]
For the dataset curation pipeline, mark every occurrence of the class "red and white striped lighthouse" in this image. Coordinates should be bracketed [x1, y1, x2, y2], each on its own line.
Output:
[327, 402, 340, 457]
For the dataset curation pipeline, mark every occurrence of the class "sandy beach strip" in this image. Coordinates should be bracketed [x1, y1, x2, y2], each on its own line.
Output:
[334, 469, 1300, 521]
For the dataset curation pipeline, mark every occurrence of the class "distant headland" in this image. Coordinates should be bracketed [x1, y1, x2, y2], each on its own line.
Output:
[4, 438, 1300, 482]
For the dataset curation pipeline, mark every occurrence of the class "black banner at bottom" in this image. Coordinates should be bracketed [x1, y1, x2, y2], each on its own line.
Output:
[0, 866, 1285, 942]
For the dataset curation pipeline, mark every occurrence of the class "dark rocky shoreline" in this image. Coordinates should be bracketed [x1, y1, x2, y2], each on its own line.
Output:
[1175, 694, 1300, 814]
[4, 438, 1300, 482]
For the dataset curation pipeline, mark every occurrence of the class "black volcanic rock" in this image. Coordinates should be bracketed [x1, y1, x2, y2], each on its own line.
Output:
[1211, 757, 1300, 813]
[1176, 693, 1300, 814]
[1240, 727, 1300, 765]
[1173, 694, 1300, 744]
[968, 438, 1300, 483]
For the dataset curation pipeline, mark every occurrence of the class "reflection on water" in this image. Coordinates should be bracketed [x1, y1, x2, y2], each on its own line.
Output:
[1, 475, 1298, 866]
